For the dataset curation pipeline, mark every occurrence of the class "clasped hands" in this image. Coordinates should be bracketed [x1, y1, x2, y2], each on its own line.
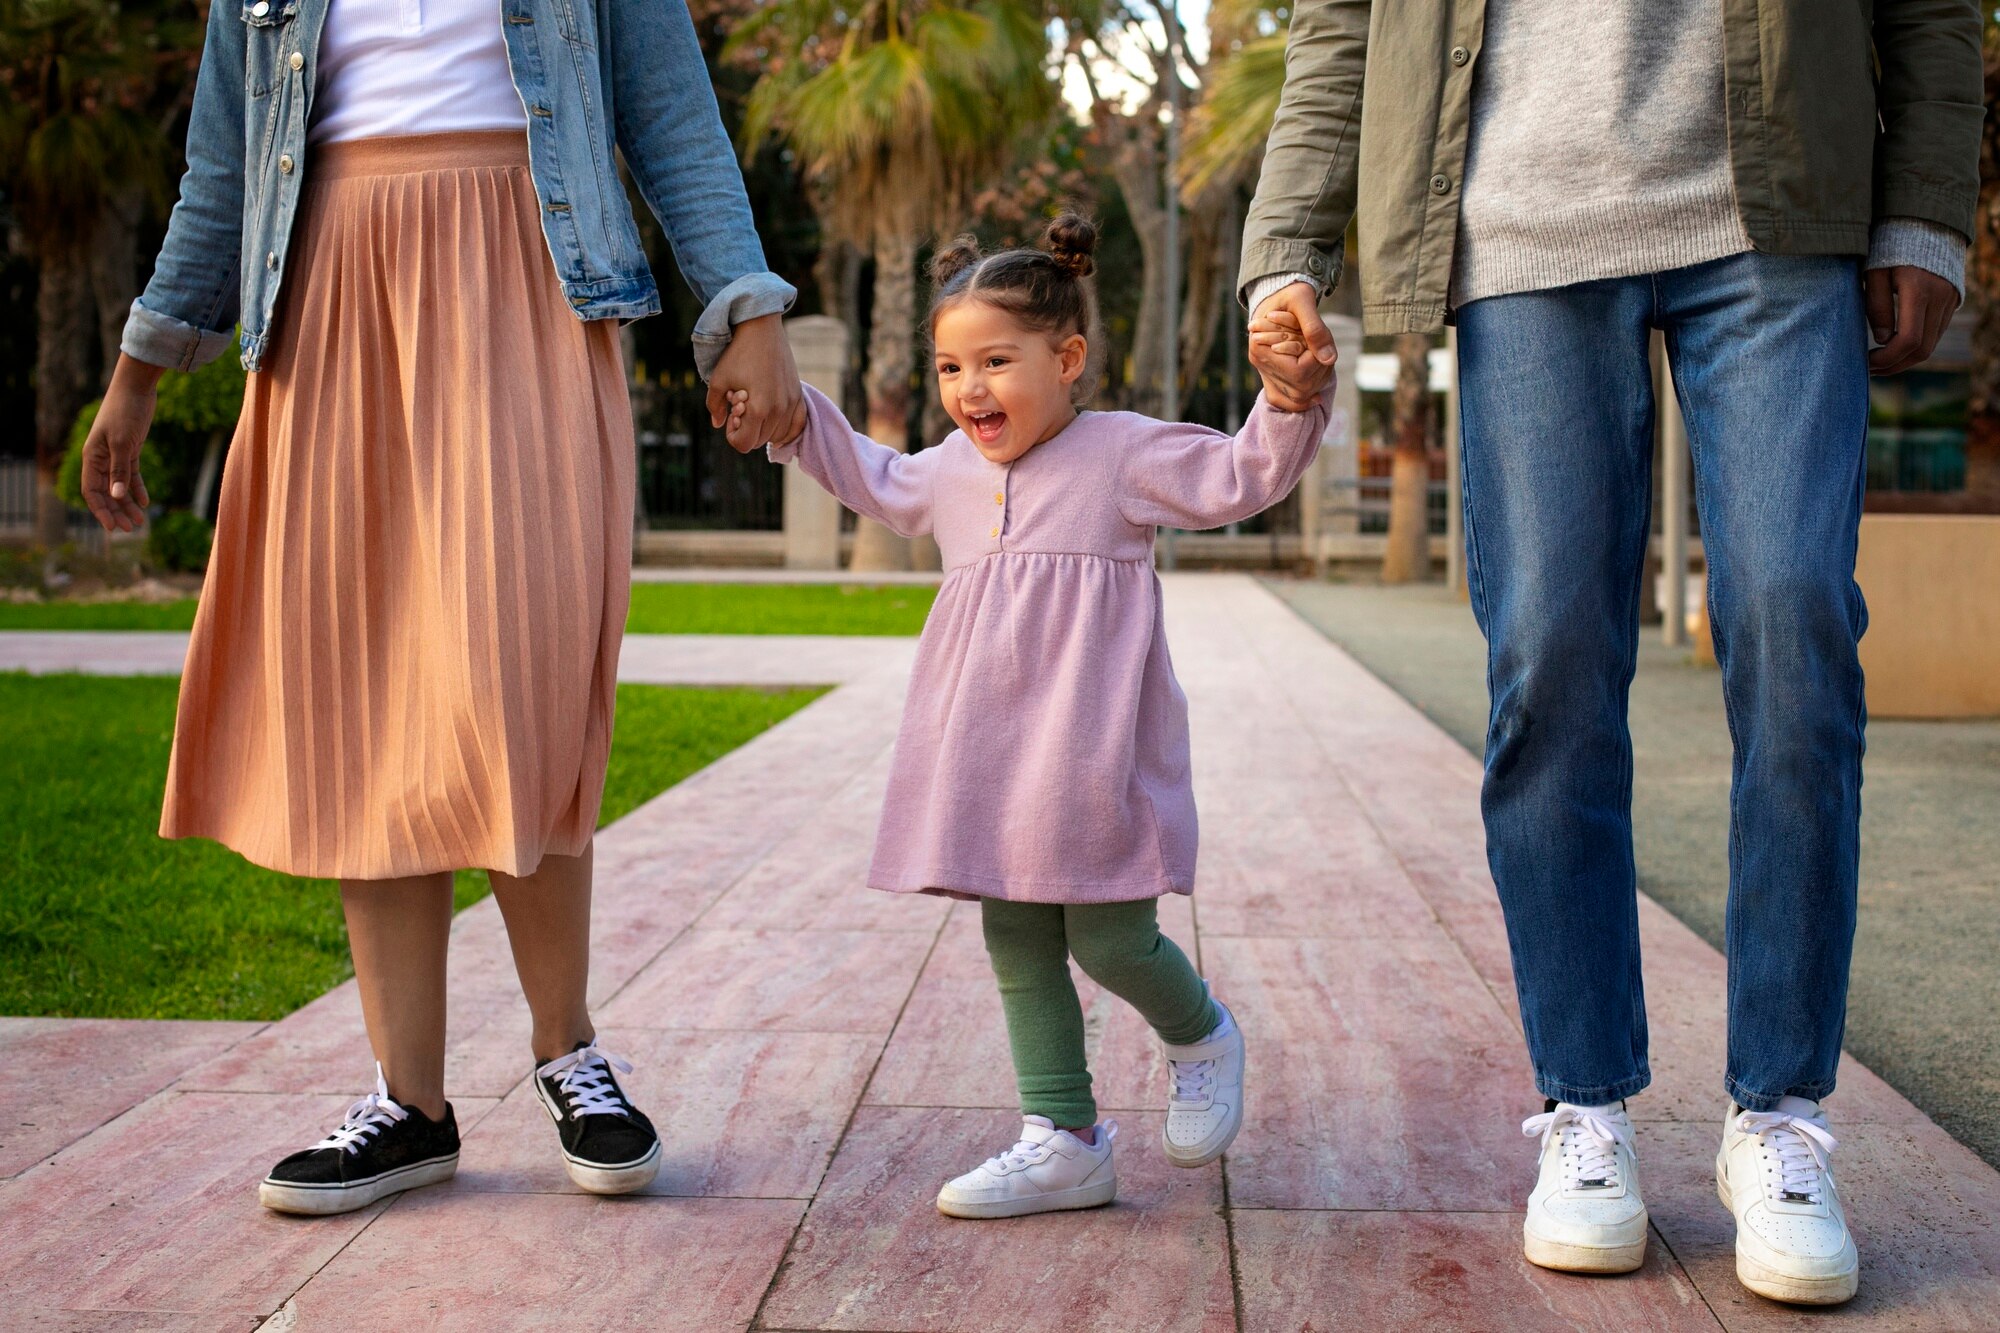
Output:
[708, 313, 806, 453]
[1247, 281, 1338, 412]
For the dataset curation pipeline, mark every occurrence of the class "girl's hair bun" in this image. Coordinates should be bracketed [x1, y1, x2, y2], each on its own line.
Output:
[929, 235, 984, 288]
[1042, 212, 1097, 280]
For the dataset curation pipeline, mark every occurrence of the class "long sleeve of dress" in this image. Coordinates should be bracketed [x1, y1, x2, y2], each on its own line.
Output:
[769, 384, 939, 538]
[1118, 392, 1331, 531]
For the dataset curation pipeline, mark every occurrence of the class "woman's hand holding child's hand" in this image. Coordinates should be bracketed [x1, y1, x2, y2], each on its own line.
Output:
[1249, 307, 1336, 411]
[708, 313, 807, 453]
[725, 388, 806, 449]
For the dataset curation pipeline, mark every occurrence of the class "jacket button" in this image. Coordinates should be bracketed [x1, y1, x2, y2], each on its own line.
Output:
[278, 154, 294, 174]
[1307, 255, 1325, 275]
[1451, 45, 1470, 66]
[289, 51, 304, 71]
[251, 1, 269, 14]
[1430, 173, 1452, 195]
[266, 251, 277, 270]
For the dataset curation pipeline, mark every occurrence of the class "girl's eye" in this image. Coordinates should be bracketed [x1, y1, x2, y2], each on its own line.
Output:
[987, 357, 1007, 369]
[938, 364, 959, 375]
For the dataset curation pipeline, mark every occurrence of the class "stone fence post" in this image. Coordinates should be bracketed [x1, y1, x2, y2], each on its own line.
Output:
[782, 316, 848, 570]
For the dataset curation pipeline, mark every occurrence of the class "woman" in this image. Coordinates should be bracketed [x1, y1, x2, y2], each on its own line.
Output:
[79, 0, 802, 1215]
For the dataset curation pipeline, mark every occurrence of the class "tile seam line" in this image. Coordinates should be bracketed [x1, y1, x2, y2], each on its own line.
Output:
[1230, 579, 1521, 1032]
[746, 899, 958, 1331]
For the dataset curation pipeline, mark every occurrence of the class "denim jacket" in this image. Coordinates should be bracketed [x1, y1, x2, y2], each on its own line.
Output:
[122, 0, 795, 375]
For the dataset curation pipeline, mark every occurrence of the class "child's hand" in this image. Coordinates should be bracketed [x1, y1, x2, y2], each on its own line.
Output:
[1249, 308, 1335, 410]
[724, 387, 807, 452]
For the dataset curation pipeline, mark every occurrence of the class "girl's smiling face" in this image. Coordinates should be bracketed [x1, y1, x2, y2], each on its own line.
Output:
[933, 300, 1088, 464]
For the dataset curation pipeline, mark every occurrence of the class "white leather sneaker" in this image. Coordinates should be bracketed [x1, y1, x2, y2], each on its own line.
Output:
[1519, 1101, 1649, 1273]
[1162, 1000, 1244, 1167]
[935, 1117, 1118, 1219]
[1716, 1098, 1858, 1305]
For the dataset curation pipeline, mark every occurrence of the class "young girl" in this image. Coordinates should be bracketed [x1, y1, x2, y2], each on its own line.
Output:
[732, 215, 1334, 1216]
[78, 0, 798, 1214]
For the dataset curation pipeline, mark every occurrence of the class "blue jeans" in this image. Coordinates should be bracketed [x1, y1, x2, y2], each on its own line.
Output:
[1456, 252, 1869, 1114]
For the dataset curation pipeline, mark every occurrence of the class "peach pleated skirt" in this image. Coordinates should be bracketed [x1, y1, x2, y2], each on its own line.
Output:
[161, 132, 634, 880]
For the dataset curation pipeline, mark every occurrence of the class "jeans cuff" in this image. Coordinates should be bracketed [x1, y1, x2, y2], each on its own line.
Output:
[1534, 1069, 1651, 1107]
[1724, 1074, 1836, 1113]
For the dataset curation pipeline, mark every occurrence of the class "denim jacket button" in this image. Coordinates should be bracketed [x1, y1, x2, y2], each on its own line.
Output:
[266, 252, 277, 270]
[251, 1, 269, 14]
[289, 51, 304, 71]
[279, 154, 294, 174]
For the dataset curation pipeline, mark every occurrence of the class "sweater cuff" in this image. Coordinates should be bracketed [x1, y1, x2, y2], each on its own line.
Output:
[1867, 219, 1967, 304]
[691, 272, 800, 381]
[1244, 272, 1322, 320]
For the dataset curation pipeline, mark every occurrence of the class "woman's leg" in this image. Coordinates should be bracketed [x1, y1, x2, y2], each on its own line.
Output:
[981, 900, 1096, 1130]
[1064, 899, 1217, 1044]
[341, 874, 454, 1119]
[489, 843, 598, 1065]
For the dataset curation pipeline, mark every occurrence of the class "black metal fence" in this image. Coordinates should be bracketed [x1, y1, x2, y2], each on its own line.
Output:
[630, 377, 784, 531]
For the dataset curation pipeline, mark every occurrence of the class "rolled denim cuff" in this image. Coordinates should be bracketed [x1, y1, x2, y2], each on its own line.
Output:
[691, 272, 800, 381]
[120, 299, 237, 372]
[1867, 218, 1967, 304]
[1245, 272, 1323, 320]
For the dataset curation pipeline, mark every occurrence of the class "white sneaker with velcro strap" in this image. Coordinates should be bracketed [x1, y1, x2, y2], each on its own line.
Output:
[1716, 1097, 1858, 1305]
[935, 1117, 1118, 1219]
[1520, 1100, 1649, 1273]
[1161, 999, 1245, 1167]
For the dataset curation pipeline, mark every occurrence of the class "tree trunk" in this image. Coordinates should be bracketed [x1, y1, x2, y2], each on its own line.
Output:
[1098, 101, 1169, 413]
[1176, 189, 1234, 399]
[34, 248, 95, 547]
[850, 224, 916, 571]
[1380, 332, 1434, 583]
[90, 185, 146, 376]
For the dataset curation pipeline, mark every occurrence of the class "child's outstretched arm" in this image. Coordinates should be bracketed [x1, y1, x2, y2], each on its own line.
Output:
[754, 384, 939, 538]
[1118, 388, 1333, 532]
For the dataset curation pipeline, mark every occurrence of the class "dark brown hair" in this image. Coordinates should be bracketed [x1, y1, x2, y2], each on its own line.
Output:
[927, 212, 1102, 402]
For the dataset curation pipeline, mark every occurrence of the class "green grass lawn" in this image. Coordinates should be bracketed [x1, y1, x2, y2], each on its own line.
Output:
[0, 582, 936, 635]
[0, 673, 823, 1021]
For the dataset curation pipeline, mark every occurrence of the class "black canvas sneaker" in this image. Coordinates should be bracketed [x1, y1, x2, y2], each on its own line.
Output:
[534, 1039, 661, 1193]
[259, 1065, 460, 1215]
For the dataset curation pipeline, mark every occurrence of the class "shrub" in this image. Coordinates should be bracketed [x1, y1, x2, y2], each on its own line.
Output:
[147, 510, 215, 573]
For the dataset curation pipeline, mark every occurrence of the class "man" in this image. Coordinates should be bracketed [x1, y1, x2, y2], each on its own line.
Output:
[1240, 0, 1983, 1306]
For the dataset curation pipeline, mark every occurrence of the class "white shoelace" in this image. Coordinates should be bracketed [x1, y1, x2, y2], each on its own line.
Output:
[1521, 1105, 1628, 1189]
[1735, 1109, 1838, 1204]
[311, 1063, 409, 1156]
[1170, 1058, 1215, 1104]
[537, 1040, 637, 1118]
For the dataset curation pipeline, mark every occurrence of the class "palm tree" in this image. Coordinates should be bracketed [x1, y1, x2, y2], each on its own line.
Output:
[0, 0, 187, 546]
[728, 0, 1056, 569]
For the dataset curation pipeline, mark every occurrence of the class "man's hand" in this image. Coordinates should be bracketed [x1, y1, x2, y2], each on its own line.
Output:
[1247, 281, 1337, 411]
[1865, 266, 1958, 377]
[707, 313, 805, 452]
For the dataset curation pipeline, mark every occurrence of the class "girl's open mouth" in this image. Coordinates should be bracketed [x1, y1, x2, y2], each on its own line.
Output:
[968, 410, 1007, 444]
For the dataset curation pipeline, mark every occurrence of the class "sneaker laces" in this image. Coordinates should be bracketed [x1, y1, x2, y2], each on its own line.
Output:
[1521, 1105, 1628, 1189]
[537, 1040, 637, 1119]
[312, 1063, 409, 1156]
[985, 1120, 1117, 1174]
[1170, 1057, 1215, 1104]
[1735, 1109, 1837, 1204]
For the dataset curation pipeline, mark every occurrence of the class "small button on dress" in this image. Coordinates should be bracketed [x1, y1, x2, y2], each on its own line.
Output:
[771, 383, 1329, 904]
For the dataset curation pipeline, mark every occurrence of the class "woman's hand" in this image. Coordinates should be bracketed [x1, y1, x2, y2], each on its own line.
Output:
[1247, 281, 1337, 412]
[81, 355, 166, 532]
[707, 313, 805, 453]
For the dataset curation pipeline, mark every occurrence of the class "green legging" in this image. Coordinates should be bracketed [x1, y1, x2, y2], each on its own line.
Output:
[981, 897, 1219, 1129]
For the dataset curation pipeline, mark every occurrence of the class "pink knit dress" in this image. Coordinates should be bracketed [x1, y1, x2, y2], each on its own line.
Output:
[774, 384, 1329, 904]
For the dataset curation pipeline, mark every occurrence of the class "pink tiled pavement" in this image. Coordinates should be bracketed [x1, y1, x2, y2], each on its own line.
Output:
[7, 576, 2000, 1330]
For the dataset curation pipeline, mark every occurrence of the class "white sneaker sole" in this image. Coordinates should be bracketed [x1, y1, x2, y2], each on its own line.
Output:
[564, 1139, 661, 1195]
[936, 1175, 1118, 1220]
[258, 1153, 458, 1216]
[1522, 1226, 1648, 1274]
[1715, 1170, 1859, 1305]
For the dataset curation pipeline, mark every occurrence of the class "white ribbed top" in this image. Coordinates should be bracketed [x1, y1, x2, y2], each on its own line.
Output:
[1451, 0, 1751, 305]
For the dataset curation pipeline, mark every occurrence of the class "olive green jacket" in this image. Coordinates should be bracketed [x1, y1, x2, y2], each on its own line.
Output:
[1241, 0, 1987, 333]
